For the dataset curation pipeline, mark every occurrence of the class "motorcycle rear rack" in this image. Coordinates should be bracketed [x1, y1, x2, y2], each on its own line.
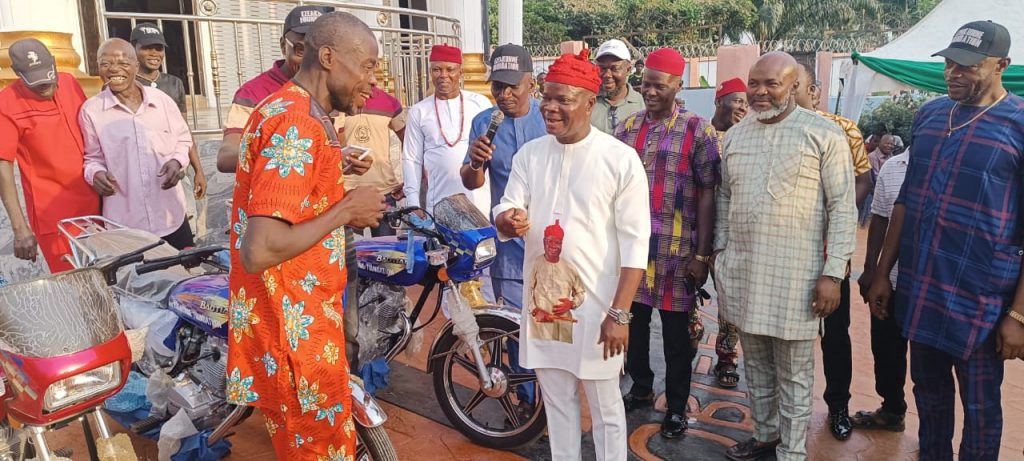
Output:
[57, 216, 165, 269]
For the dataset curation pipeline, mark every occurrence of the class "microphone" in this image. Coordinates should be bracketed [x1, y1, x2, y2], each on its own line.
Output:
[484, 110, 505, 144]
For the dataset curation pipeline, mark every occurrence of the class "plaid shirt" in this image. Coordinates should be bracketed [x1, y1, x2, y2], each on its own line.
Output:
[615, 106, 721, 312]
[714, 107, 857, 340]
[895, 94, 1024, 359]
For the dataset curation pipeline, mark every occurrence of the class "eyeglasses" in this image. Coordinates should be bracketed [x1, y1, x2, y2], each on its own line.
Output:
[98, 59, 136, 70]
[284, 37, 305, 57]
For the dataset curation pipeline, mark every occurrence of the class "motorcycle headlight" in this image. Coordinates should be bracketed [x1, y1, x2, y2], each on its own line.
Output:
[43, 362, 121, 412]
[474, 238, 497, 264]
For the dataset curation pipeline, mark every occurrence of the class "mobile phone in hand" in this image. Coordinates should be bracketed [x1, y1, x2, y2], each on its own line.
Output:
[342, 145, 371, 173]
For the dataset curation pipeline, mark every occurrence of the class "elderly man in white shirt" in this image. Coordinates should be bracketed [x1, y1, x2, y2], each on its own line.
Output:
[402, 43, 492, 214]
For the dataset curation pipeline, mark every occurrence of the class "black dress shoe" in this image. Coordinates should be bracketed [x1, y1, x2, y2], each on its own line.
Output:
[660, 412, 688, 438]
[725, 437, 780, 461]
[829, 407, 854, 441]
[622, 391, 654, 412]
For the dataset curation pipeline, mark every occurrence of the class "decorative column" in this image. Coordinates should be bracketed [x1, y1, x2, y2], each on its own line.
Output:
[0, 0, 102, 94]
[498, 0, 523, 45]
[435, 0, 490, 100]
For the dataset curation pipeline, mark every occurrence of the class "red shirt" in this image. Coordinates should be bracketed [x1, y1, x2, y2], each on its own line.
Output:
[0, 73, 100, 235]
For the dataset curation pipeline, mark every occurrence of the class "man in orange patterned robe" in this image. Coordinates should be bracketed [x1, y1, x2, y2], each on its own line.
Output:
[227, 12, 385, 460]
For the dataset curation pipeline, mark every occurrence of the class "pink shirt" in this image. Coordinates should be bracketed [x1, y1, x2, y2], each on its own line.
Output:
[80, 83, 191, 237]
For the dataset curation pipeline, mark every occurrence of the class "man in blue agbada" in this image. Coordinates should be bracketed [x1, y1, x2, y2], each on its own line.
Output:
[460, 43, 546, 404]
[868, 20, 1024, 460]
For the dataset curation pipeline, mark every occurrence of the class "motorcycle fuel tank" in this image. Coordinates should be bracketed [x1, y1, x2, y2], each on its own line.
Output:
[166, 275, 230, 339]
[356, 236, 429, 286]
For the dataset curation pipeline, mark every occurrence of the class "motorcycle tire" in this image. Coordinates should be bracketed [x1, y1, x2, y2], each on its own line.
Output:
[430, 313, 545, 450]
[355, 424, 397, 461]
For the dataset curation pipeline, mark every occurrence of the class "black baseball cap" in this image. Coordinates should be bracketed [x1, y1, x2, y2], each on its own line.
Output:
[8, 38, 56, 88]
[130, 23, 167, 48]
[933, 20, 1011, 66]
[284, 6, 334, 36]
[489, 44, 533, 85]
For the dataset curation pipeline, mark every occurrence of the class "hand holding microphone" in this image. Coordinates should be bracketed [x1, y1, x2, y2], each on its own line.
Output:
[469, 110, 505, 170]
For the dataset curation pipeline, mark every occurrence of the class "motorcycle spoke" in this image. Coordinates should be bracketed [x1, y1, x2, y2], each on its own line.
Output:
[507, 372, 537, 386]
[461, 389, 488, 415]
[452, 353, 478, 374]
[486, 335, 504, 368]
[498, 395, 521, 427]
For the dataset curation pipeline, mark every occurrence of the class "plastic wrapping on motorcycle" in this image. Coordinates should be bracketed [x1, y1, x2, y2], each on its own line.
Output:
[358, 358, 391, 395]
[355, 236, 429, 285]
[355, 280, 410, 366]
[431, 194, 498, 282]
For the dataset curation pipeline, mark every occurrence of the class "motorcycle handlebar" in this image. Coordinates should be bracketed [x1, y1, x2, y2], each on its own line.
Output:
[382, 206, 420, 223]
[97, 241, 164, 285]
[134, 246, 227, 276]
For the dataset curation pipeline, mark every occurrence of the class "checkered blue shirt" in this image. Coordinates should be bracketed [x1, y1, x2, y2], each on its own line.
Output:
[895, 93, 1024, 359]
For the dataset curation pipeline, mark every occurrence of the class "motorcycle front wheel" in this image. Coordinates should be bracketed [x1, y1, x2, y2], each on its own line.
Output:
[430, 313, 545, 449]
[355, 424, 397, 461]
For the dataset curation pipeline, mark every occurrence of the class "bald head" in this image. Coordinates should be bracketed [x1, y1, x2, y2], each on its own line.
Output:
[98, 38, 137, 61]
[794, 65, 816, 109]
[747, 52, 800, 122]
[878, 134, 896, 155]
[97, 38, 140, 95]
[294, 12, 378, 116]
[301, 11, 377, 70]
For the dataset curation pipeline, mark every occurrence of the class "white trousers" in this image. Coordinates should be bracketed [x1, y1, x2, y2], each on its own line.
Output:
[535, 367, 627, 461]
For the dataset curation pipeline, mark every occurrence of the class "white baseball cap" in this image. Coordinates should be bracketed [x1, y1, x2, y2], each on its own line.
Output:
[596, 39, 631, 61]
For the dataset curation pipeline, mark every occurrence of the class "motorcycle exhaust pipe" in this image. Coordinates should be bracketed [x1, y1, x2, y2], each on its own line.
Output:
[207, 406, 250, 445]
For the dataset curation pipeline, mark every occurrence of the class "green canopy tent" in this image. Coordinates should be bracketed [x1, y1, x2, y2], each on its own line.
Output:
[840, 0, 1024, 121]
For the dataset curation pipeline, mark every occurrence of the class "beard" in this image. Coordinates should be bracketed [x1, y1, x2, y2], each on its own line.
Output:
[752, 95, 792, 121]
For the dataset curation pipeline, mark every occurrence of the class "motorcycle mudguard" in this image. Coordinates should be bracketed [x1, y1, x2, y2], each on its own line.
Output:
[349, 378, 387, 428]
[425, 305, 521, 372]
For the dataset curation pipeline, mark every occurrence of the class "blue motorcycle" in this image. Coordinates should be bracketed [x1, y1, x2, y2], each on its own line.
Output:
[353, 193, 544, 449]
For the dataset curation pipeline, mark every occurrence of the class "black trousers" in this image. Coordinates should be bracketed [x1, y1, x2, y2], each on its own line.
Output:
[626, 302, 696, 416]
[161, 218, 195, 250]
[872, 290, 908, 415]
[821, 277, 852, 413]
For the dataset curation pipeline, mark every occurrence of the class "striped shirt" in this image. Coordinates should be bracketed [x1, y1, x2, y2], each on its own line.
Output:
[614, 106, 721, 312]
[714, 107, 857, 340]
[870, 152, 908, 287]
[895, 94, 1024, 359]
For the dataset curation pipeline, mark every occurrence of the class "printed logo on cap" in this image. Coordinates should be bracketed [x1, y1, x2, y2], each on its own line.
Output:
[493, 56, 520, 71]
[952, 28, 985, 47]
[26, 51, 40, 66]
[300, 10, 323, 24]
[140, 26, 161, 35]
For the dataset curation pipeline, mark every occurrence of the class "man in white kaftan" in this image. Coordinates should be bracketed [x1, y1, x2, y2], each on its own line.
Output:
[494, 48, 650, 461]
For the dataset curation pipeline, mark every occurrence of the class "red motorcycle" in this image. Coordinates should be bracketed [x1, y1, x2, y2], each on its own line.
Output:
[0, 244, 156, 460]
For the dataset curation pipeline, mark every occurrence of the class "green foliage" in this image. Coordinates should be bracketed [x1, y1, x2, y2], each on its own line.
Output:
[857, 93, 928, 144]
[491, 0, 756, 46]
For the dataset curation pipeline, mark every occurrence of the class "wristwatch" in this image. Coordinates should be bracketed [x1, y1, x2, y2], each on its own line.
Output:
[694, 254, 711, 264]
[607, 307, 633, 325]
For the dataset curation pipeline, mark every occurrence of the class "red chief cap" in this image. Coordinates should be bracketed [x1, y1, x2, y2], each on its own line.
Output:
[430, 43, 463, 64]
[716, 78, 747, 100]
[544, 48, 601, 94]
[544, 220, 565, 240]
[645, 48, 686, 77]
